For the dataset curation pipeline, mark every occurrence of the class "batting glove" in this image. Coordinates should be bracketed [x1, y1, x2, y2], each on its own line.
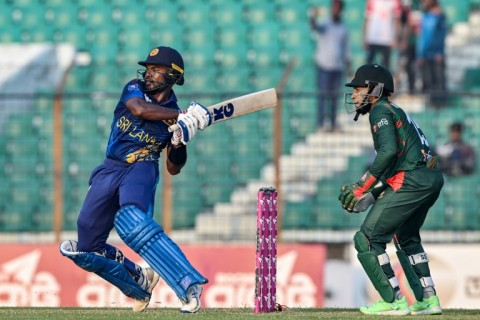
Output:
[338, 171, 380, 213]
[168, 112, 198, 145]
[170, 123, 182, 146]
[187, 102, 212, 130]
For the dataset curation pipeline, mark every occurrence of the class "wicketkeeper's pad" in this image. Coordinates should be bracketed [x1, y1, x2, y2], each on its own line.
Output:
[354, 231, 396, 303]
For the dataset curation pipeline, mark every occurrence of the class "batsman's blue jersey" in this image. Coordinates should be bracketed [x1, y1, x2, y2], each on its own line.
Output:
[106, 79, 180, 163]
[77, 80, 180, 253]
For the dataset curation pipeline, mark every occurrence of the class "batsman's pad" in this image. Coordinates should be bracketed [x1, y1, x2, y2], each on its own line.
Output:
[114, 205, 208, 302]
[59, 240, 150, 301]
[354, 231, 396, 303]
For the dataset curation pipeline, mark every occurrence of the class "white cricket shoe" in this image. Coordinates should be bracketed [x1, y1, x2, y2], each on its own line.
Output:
[132, 267, 160, 312]
[180, 284, 203, 313]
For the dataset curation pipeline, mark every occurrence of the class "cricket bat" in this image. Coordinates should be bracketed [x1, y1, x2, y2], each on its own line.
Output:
[207, 88, 277, 124]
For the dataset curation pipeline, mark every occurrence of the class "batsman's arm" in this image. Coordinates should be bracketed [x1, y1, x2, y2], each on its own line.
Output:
[166, 143, 187, 175]
[126, 97, 181, 120]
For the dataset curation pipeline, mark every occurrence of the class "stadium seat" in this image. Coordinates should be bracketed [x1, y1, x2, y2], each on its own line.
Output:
[247, 22, 280, 48]
[150, 30, 184, 54]
[1, 203, 34, 232]
[0, 2, 12, 26]
[45, 3, 78, 28]
[183, 43, 217, 70]
[145, 2, 179, 26]
[314, 177, 345, 229]
[250, 67, 283, 90]
[77, 3, 113, 27]
[118, 25, 151, 50]
[11, 5, 45, 28]
[111, 2, 147, 26]
[183, 24, 217, 49]
[243, 2, 276, 24]
[283, 198, 316, 229]
[184, 67, 218, 93]
[212, 1, 245, 26]
[217, 24, 249, 50]
[248, 45, 282, 69]
[178, 2, 212, 27]
[276, 2, 309, 24]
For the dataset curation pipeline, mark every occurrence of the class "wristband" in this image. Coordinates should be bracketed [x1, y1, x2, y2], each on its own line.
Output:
[168, 144, 187, 166]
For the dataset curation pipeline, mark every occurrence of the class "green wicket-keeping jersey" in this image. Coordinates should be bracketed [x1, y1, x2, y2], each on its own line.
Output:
[368, 97, 432, 183]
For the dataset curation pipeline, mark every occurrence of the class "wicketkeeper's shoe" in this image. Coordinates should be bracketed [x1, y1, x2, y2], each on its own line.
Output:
[410, 295, 442, 315]
[180, 284, 203, 313]
[132, 267, 160, 312]
[360, 296, 410, 316]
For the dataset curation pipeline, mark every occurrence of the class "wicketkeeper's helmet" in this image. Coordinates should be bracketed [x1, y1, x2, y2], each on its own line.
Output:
[345, 64, 394, 93]
[344, 64, 394, 121]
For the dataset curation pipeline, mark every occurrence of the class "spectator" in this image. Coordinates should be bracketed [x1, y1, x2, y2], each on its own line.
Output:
[398, 0, 420, 93]
[363, 0, 403, 70]
[417, 0, 447, 107]
[310, 0, 350, 132]
[435, 122, 476, 177]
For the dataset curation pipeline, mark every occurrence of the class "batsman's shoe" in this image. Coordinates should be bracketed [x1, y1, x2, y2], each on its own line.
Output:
[360, 296, 410, 316]
[180, 284, 203, 313]
[132, 267, 160, 312]
[410, 295, 442, 315]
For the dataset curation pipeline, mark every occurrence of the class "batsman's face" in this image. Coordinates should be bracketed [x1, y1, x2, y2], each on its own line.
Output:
[144, 65, 169, 90]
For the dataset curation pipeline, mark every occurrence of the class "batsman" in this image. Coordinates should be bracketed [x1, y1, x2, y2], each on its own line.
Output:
[59, 46, 210, 313]
[339, 64, 444, 316]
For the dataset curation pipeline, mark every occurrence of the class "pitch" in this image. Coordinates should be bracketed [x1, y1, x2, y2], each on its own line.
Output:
[0, 308, 478, 320]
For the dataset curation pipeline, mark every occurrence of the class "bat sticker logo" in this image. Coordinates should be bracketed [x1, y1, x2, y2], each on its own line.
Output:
[212, 103, 235, 121]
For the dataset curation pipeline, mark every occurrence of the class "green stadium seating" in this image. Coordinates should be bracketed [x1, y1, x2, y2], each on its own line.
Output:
[1, 0, 480, 234]
[283, 198, 316, 229]
[250, 67, 283, 90]
[149, 24, 184, 51]
[45, 3, 76, 28]
[217, 45, 249, 72]
[145, 2, 179, 26]
[77, 3, 112, 27]
[0, 203, 34, 232]
[178, 2, 212, 27]
[440, 0, 470, 24]
[276, 2, 309, 24]
[212, 1, 245, 25]
[247, 22, 280, 48]
[244, 2, 276, 24]
[217, 24, 249, 49]
[463, 68, 480, 90]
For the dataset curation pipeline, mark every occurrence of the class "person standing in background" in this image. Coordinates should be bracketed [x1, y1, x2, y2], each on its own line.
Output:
[310, 0, 350, 133]
[434, 122, 476, 177]
[363, 0, 403, 70]
[417, 0, 447, 107]
[398, 0, 420, 94]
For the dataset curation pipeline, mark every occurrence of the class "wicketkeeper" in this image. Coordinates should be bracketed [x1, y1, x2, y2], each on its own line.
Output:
[339, 64, 443, 316]
[60, 46, 211, 313]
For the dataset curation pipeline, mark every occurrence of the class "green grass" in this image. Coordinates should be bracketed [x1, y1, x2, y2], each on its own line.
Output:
[0, 308, 479, 320]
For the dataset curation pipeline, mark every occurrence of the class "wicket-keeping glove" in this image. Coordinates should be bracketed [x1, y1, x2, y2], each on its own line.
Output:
[338, 171, 382, 213]
[187, 102, 212, 130]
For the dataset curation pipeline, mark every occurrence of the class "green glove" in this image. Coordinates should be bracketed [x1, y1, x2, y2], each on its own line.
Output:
[338, 171, 380, 212]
